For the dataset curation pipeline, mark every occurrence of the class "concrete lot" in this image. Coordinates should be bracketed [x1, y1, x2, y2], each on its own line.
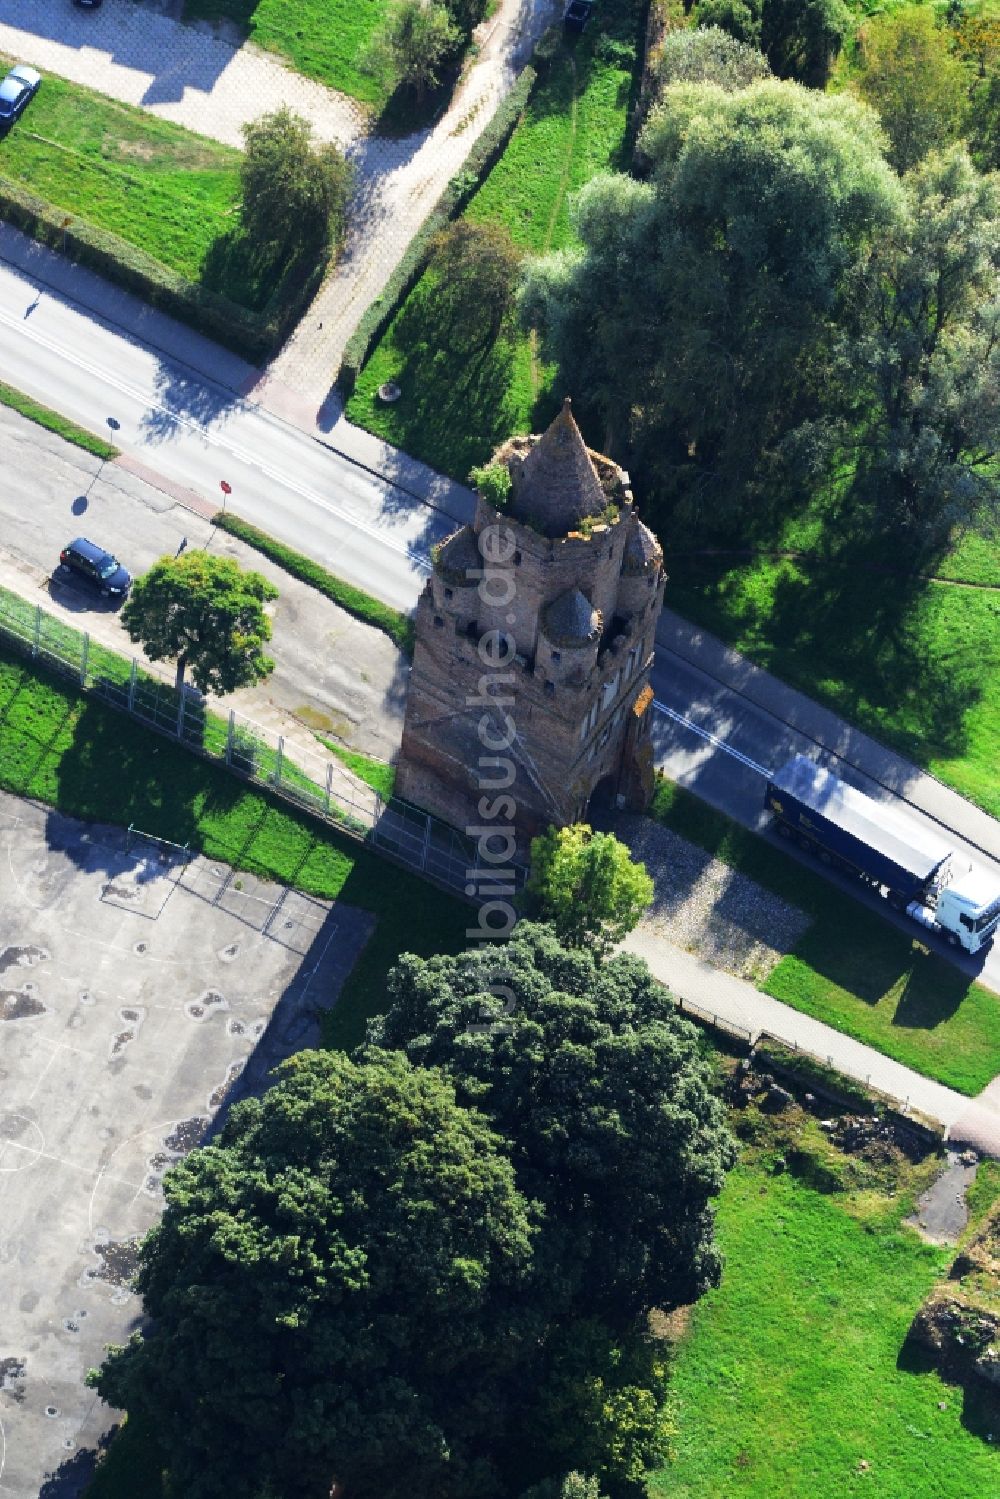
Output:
[0, 789, 373, 1499]
[0, 404, 408, 764]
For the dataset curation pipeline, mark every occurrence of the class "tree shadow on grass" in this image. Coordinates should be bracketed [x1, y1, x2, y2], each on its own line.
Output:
[897, 1331, 1000, 1443]
[892, 958, 978, 1030]
[742, 519, 979, 770]
[373, 288, 522, 484]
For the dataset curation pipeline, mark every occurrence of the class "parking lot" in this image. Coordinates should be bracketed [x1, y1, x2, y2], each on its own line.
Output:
[0, 789, 373, 1498]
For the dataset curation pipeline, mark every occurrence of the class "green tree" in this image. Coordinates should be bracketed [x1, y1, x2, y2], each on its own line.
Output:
[525, 824, 654, 957]
[846, 147, 1000, 539]
[441, 0, 488, 36]
[522, 81, 901, 528]
[656, 24, 771, 93]
[854, 7, 969, 173]
[371, 922, 736, 1325]
[370, 923, 735, 1491]
[424, 219, 523, 352]
[956, 9, 1000, 170]
[696, 0, 762, 49]
[366, 0, 461, 100]
[121, 551, 278, 694]
[240, 107, 351, 258]
[90, 1050, 533, 1499]
[760, 0, 850, 87]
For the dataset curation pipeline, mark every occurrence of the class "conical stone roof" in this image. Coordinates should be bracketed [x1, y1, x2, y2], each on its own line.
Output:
[434, 526, 481, 586]
[509, 397, 607, 538]
[622, 520, 662, 575]
[543, 587, 601, 648]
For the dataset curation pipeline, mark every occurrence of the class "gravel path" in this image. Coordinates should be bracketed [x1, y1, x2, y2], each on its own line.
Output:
[615, 813, 811, 983]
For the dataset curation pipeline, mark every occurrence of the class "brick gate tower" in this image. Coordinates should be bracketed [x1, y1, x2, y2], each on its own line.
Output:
[396, 399, 666, 860]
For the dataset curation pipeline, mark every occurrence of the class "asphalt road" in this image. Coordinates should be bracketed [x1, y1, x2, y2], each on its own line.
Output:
[2, 237, 999, 994]
[649, 645, 1000, 996]
[0, 250, 464, 614]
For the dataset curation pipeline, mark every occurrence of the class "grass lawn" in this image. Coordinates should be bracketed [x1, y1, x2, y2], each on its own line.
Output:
[0, 645, 467, 1050]
[654, 1146, 998, 1497]
[0, 64, 243, 284]
[0, 381, 118, 459]
[181, 0, 391, 106]
[345, 0, 643, 477]
[321, 736, 396, 800]
[649, 780, 1000, 1095]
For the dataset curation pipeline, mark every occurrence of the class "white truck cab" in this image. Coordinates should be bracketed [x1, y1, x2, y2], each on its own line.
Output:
[909, 869, 1000, 954]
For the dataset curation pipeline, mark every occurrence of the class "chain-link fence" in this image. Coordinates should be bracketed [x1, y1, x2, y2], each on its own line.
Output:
[0, 591, 520, 896]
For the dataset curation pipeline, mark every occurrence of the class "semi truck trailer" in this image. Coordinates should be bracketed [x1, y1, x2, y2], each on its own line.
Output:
[765, 755, 1000, 955]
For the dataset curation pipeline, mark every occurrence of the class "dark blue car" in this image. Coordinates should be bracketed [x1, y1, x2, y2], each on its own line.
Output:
[0, 65, 41, 124]
[59, 538, 132, 601]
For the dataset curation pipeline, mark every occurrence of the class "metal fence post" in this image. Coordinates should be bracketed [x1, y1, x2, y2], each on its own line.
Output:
[324, 760, 333, 816]
[226, 709, 235, 766]
[32, 605, 41, 657]
[79, 631, 89, 687]
[176, 687, 186, 741]
[128, 658, 137, 713]
[274, 736, 284, 787]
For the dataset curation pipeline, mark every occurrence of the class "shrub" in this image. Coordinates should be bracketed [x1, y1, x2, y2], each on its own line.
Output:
[469, 459, 512, 508]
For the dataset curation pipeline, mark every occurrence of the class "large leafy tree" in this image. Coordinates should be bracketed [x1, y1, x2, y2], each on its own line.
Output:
[365, 0, 461, 100]
[845, 147, 1000, 539]
[655, 24, 771, 95]
[853, 7, 969, 173]
[759, 0, 850, 87]
[121, 550, 277, 693]
[420, 219, 523, 353]
[368, 923, 735, 1492]
[369, 921, 736, 1325]
[522, 80, 900, 530]
[91, 1051, 534, 1499]
[696, 0, 848, 84]
[241, 108, 351, 258]
[525, 824, 654, 958]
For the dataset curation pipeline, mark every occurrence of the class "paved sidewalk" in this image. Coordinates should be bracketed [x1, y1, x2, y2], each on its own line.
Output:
[621, 928, 1000, 1157]
[0, 0, 365, 149]
[657, 606, 1000, 863]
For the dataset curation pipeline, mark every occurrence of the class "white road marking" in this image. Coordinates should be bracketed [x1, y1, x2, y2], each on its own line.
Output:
[653, 697, 770, 778]
[0, 302, 433, 572]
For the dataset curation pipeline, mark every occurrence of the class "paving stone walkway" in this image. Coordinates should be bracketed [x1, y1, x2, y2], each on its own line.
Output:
[621, 928, 1000, 1159]
[0, 0, 365, 148]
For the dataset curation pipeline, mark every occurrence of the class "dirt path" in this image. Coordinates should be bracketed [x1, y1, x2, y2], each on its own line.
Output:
[267, 0, 561, 404]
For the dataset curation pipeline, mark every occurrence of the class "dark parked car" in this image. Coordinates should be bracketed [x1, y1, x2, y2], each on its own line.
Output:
[0, 65, 41, 124]
[58, 538, 132, 600]
[563, 0, 594, 31]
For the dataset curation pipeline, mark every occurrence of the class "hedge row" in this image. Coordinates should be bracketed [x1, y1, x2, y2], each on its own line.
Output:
[0, 175, 327, 365]
[338, 58, 540, 395]
[213, 510, 415, 657]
